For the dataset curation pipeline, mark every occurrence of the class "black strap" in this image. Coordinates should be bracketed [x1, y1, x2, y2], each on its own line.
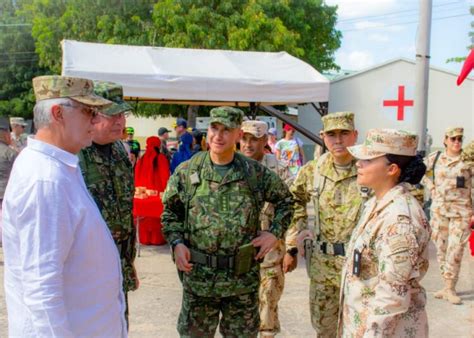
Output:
[432, 151, 441, 183]
[318, 241, 346, 256]
[189, 248, 235, 270]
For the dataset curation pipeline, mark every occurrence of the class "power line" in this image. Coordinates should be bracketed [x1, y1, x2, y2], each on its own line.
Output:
[340, 13, 471, 32]
[337, 1, 467, 23]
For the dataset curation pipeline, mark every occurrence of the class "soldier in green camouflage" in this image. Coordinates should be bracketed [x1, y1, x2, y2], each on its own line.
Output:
[291, 112, 365, 338]
[78, 81, 138, 326]
[162, 106, 293, 338]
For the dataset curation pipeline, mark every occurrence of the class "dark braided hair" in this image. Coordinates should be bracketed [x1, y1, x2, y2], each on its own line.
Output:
[385, 154, 426, 185]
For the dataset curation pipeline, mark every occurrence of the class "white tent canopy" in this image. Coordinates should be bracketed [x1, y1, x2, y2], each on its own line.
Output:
[61, 40, 329, 106]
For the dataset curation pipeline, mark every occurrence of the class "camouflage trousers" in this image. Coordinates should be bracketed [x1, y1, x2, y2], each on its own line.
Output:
[431, 211, 471, 282]
[177, 289, 259, 338]
[309, 252, 345, 338]
[259, 241, 286, 336]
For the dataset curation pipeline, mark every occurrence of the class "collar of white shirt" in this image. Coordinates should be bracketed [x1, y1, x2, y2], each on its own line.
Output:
[27, 136, 78, 168]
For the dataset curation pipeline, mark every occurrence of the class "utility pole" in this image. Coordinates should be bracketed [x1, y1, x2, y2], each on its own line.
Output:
[414, 0, 432, 155]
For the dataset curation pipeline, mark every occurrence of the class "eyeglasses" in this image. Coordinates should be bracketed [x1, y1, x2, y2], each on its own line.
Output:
[60, 103, 99, 118]
[449, 136, 463, 142]
[98, 111, 130, 120]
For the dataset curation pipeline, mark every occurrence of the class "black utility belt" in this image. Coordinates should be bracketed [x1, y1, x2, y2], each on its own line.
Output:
[189, 245, 258, 276]
[315, 241, 346, 257]
[189, 248, 236, 270]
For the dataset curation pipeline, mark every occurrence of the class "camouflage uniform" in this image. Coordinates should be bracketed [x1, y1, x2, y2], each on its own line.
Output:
[423, 128, 473, 291]
[290, 112, 363, 337]
[340, 129, 431, 338]
[9, 117, 28, 152]
[340, 184, 430, 338]
[258, 153, 297, 336]
[162, 107, 293, 338]
[78, 82, 137, 322]
[78, 141, 137, 292]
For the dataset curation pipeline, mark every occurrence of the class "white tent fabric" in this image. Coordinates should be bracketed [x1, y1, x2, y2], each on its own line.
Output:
[61, 40, 329, 105]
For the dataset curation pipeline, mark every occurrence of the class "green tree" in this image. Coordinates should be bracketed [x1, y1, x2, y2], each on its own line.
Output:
[0, 0, 48, 119]
[15, 0, 340, 120]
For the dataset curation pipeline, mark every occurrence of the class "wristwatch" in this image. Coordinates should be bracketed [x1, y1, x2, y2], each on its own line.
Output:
[286, 247, 298, 257]
[171, 238, 184, 250]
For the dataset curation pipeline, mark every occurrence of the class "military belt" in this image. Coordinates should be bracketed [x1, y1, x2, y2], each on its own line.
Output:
[189, 248, 235, 270]
[316, 241, 346, 257]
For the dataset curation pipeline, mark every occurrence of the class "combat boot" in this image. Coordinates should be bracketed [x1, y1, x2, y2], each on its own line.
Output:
[444, 279, 462, 304]
[433, 287, 447, 299]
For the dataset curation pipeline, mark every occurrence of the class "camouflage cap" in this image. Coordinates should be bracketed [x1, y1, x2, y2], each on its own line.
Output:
[322, 111, 355, 132]
[9, 117, 27, 126]
[348, 128, 418, 160]
[93, 81, 132, 116]
[32, 75, 111, 107]
[241, 120, 268, 138]
[445, 127, 463, 137]
[209, 106, 243, 129]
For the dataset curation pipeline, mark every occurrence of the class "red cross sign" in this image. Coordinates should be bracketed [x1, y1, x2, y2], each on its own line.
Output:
[383, 85, 414, 121]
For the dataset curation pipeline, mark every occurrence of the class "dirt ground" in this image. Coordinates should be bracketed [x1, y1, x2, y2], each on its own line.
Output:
[1, 241, 472, 337]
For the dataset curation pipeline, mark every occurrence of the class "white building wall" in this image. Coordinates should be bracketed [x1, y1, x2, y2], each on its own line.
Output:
[328, 60, 473, 150]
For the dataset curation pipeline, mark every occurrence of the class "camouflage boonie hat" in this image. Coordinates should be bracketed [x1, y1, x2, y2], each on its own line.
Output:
[348, 129, 418, 160]
[9, 117, 27, 126]
[93, 81, 132, 116]
[445, 127, 463, 138]
[241, 120, 268, 138]
[209, 106, 243, 129]
[322, 111, 355, 132]
[32, 75, 111, 107]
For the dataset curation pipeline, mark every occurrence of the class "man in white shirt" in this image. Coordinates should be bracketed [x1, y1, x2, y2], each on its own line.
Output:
[2, 75, 127, 337]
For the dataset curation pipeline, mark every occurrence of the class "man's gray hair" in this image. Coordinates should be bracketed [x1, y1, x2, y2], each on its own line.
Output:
[33, 97, 72, 129]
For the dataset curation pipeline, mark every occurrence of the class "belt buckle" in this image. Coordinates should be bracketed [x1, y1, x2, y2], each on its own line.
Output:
[326, 244, 335, 256]
[206, 255, 217, 268]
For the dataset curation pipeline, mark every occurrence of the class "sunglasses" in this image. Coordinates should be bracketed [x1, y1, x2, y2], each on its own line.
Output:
[61, 103, 99, 118]
[99, 111, 130, 119]
[449, 136, 463, 142]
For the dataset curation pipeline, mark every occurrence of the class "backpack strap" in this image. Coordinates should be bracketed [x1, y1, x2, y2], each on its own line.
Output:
[432, 151, 441, 184]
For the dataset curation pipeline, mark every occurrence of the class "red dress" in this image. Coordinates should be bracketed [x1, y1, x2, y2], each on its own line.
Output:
[133, 137, 170, 245]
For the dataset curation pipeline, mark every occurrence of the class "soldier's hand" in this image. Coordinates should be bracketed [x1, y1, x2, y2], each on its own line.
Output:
[283, 253, 297, 273]
[252, 231, 278, 260]
[174, 244, 193, 273]
[297, 230, 313, 257]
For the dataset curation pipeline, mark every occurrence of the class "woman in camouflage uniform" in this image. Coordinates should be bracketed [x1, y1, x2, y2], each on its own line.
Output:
[339, 129, 430, 337]
[423, 128, 473, 304]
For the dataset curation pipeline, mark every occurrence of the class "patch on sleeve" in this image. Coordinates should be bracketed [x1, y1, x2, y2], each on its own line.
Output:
[388, 234, 410, 255]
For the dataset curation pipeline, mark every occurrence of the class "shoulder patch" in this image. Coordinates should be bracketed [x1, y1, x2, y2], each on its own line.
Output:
[388, 234, 410, 254]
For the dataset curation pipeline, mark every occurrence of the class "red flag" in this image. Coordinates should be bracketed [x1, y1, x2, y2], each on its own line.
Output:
[457, 49, 474, 86]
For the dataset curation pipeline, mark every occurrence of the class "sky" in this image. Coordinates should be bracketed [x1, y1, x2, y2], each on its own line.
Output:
[325, 0, 473, 74]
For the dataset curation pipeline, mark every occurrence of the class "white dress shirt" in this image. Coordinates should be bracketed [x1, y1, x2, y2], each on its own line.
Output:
[2, 137, 127, 337]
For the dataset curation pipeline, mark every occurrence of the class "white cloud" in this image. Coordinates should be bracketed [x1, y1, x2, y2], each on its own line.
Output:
[337, 50, 375, 70]
[325, 0, 397, 19]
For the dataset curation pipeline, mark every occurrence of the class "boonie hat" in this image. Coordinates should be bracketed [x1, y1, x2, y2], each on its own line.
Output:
[209, 106, 243, 129]
[241, 120, 268, 138]
[126, 127, 135, 134]
[9, 117, 28, 127]
[32, 75, 111, 107]
[445, 127, 463, 138]
[93, 81, 132, 116]
[158, 127, 172, 136]
[322, 112, 355, 132]
[348, 129, 418, 160]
